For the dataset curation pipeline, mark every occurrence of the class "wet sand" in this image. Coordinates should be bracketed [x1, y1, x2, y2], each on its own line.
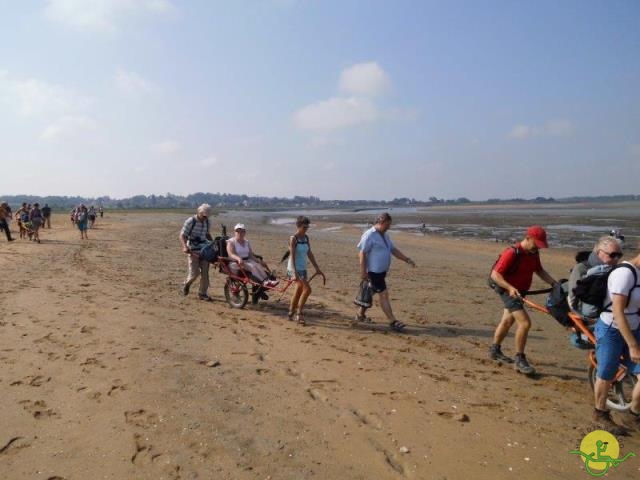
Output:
[1, 212, 639, 479]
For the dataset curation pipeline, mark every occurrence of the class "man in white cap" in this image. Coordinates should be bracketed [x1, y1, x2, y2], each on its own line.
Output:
[180, 204, 214, 301]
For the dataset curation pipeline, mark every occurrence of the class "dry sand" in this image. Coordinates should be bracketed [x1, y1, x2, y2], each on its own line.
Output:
[1, 212, 639, 480]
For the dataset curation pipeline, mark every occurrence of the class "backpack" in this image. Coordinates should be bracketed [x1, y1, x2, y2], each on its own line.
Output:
[487, 246, 521, 292]
[573, 263, 638, 314]
[545, 282, 572, 327]
[196, 241, 219, 263]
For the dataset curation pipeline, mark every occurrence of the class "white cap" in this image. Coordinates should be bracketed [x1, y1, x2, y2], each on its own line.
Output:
[197, 203, 212, 216]
[234, 223, 246, 231]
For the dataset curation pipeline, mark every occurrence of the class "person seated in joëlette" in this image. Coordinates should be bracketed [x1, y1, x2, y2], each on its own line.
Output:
[226, 223, 278, 288]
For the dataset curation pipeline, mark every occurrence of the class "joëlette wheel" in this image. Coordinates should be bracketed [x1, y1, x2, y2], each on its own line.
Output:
[224, 279, 248, 309]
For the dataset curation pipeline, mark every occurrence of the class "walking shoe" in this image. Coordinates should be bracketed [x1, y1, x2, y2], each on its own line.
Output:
[623, 410, 640, 431]
[198, 294, 213, 302]
[489, 344, 514, 363]
[514, 354, 536, 375]
[593, 408, 628, 436]
[180, 283, 190, 296]
[263, 279, 279, 288]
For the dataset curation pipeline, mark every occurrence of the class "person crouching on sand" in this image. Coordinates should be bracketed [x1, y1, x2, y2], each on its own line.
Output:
[488, 226, 558, 375]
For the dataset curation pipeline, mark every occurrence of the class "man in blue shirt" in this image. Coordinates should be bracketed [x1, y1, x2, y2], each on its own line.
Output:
[356, 213, 415, 332]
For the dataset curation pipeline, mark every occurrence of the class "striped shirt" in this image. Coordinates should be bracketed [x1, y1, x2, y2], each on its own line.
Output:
[181, 216, 210, 247]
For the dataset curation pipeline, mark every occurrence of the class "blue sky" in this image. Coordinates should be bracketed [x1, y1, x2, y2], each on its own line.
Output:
[0, 0, 638, 200]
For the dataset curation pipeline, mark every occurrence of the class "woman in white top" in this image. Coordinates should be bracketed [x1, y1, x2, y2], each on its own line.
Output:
[592, 252, 640, 434]
[226, 223, 276, 287]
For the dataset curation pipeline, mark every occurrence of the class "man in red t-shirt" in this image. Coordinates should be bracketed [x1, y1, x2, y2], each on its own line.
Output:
[489, 226, 558, 375]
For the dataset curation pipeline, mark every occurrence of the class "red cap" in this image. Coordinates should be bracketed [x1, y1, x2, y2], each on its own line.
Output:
[527, 225, 548, 248]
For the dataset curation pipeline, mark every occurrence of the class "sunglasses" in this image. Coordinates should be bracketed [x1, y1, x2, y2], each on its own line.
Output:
[602, 250, 623, 259]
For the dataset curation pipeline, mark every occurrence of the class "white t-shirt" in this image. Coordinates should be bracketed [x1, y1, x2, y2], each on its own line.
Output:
[600, 262, 640, 330]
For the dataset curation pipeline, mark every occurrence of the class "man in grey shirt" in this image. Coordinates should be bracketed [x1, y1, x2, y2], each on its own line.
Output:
[180, 204, 214, 301]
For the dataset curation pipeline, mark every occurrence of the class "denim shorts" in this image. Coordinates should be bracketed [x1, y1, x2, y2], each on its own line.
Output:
[287, 269, 307, 281]
[595, 319, 640, 381]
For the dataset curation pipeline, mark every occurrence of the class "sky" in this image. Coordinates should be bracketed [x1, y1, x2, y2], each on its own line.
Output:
[0, 0, 638, 201]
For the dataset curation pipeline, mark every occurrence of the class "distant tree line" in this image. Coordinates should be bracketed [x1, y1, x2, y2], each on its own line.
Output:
[0, 192, 637, 211]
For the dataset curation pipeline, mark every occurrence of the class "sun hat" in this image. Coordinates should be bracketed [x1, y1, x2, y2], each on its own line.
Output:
[527, 225, 548, 248]
[234, 223, 246, 231]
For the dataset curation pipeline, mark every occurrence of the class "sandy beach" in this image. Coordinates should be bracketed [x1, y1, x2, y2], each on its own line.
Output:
[1, 211, 639, 480]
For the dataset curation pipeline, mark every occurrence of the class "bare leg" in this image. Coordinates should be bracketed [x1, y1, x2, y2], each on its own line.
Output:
[510, 309, 532, 354]
[632, 375, 640, 413]
[296, 279, 312, 313]
[378, 290, 397, 322]
[492, 309, 515, 345]
[289, 282, 303, 316]
[594, 378, 612, 410]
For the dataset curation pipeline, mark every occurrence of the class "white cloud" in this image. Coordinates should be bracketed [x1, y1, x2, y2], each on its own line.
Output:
[294, 97, 379, 132]
[0, 72, 92, 117]
[151, 140, 181, 155]
[508, 124, 535, 139]
[41, 115, 97, 141]
[200, 156, 218, 167]
[114, 68, 159, 94]
[339, 62, 390, 97]
[44, 0, 176, 33]
[508, 119, 574, 140]
[545, 119, 573, 136]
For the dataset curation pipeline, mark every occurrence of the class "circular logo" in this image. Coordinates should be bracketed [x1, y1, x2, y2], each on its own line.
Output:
[578, 430, 620, 473]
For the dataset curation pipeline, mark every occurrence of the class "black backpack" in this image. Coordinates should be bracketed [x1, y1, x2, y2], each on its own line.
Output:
[545, 282, 572, 327]
[573, 263, 638, 314]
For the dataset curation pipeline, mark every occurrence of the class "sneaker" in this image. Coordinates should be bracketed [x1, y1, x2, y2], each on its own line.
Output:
[489, 344, 514, 363]
[180, 283, 190, 296]
[198, 294, 213, 302]
[514, 354, 536, 375]
[593, 408, 628, 436]
[263, 279, 279, 288]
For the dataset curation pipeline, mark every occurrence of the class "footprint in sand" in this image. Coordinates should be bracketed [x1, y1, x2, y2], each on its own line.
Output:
[350, 408, 384, 430]
[19, 400, 58, 419]
[107, 380, 128, 396]
[125, 409, 160, 429]
[307, 388, 328, 402]
[0, 436, 30, 455]
[131, 433, 162, 465]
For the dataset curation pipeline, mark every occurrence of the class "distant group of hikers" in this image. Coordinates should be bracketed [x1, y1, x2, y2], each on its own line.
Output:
[69, 204, 103, 239]
[0, 201, 52, 243]
[0, 202, 105, 242]
[178, 204, 640, 435]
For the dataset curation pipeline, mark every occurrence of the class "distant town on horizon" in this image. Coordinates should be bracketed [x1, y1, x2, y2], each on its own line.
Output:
[1, 193, 638, 211]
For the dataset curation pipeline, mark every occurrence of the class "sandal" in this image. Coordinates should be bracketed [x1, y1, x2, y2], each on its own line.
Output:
[295, 313, 306, 326]
[287, 311, 295, 321]
[389, 320, 405, 332]
[355, 314, 373, 323]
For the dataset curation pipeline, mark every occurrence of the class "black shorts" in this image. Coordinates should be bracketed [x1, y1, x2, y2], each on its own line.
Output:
[368, 271, 387, 293]
[497, 290, 524, 312]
